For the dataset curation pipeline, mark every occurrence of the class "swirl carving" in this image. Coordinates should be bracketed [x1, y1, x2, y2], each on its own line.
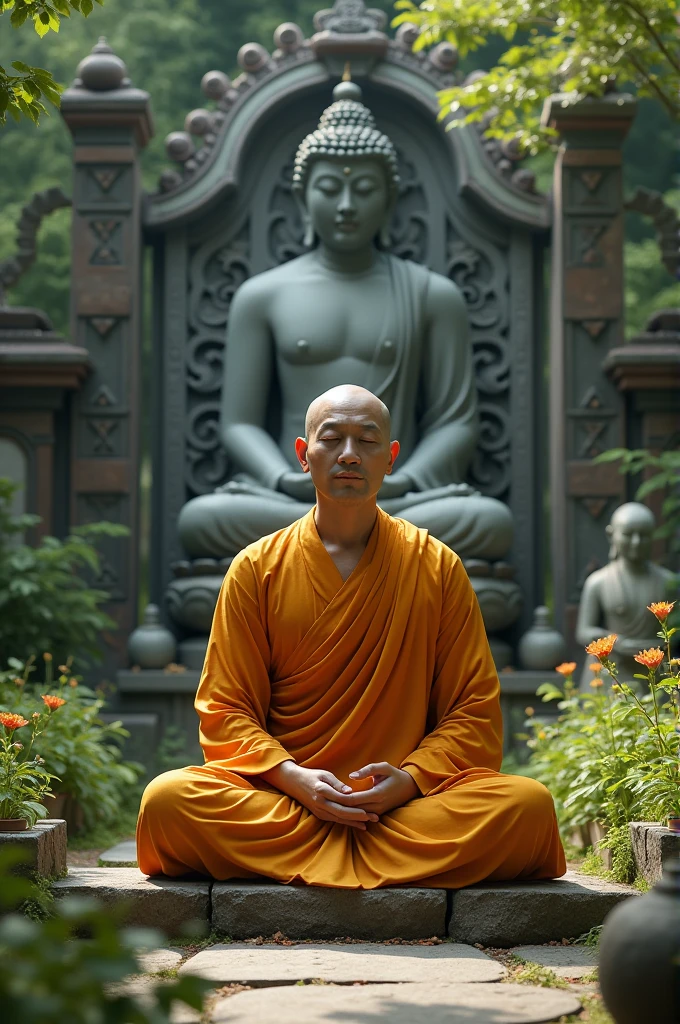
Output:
[186, 333, 224, 394]
[446, 229, 510, 499]
[184, 400, 228, 495]
[194, 234, 250, 328]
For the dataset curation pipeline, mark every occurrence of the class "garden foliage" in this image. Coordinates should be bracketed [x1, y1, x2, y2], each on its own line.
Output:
[0, 656, 143, 827]
[0, 848, 210, 1023]
[0, 478, 127, 673]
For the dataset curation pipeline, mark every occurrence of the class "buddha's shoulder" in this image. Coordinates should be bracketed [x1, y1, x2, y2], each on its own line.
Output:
[232, 254, 315, 303]
[386, 254, 465, 311]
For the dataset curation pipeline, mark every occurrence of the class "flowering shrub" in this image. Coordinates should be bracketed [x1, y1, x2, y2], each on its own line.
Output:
[0, 697, 61, 826]
[1, 655, 142, 828]
[524, 601, 680, 835]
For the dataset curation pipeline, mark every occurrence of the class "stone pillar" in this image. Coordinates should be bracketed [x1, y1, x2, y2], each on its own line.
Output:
[542, 94, 636, 648]
[61, 39, 153, 676]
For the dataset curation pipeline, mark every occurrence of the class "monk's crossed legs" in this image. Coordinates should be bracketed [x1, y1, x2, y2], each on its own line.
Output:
[136, 764, 565, 887]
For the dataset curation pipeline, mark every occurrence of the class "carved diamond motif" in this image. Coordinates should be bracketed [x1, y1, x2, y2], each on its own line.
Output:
[90, 317, 118, 337]
[90, 384, 117, 408]
[582, 497, 608, 520]
[580, 170, 603, 193]
[581, 319, 607, 340]
[578, 420, 607, 458]
[90, 167, 122, 193]
[579, 386, 603, 410]
[89, 220, 121, 265]
[87, 418, 118, 454]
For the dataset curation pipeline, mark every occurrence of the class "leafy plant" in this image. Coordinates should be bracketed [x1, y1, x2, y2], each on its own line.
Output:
[594, 448, 680, 552]
[0, 847, 210, 1023]
[1, 655, 143, 828]
[0, 0, 103, 125]
[0, 478, 128, 675]
[394, 1, 680, 152]
[0, 707, 55, 825]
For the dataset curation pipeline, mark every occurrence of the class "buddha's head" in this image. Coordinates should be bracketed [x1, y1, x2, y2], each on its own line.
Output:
[606, 502, 656, 566]
[292, 79, 400, 251]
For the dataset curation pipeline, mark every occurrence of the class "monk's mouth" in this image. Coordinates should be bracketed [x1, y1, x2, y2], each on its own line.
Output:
[335, 474, 364, 481]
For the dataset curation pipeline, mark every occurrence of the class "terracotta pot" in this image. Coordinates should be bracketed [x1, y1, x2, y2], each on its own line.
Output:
[667, 817, 680, 834]
[0, 818, 28, 832]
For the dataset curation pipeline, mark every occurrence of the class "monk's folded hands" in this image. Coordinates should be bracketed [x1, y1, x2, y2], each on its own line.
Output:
[347, 762, 420, 815]
[261, 761, 379, 829]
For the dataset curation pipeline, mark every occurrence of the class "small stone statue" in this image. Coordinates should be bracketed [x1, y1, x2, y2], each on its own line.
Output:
[576, 502, 677, 686]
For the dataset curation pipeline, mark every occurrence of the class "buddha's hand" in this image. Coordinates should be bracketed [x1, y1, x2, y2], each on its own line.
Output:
[346, 762, 420, 816]
[277, 472, 316, 502]
[261, 761, 379, 830]
[378, 473, 413, 500]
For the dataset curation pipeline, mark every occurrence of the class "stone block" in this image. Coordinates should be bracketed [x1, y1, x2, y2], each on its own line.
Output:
[0, 819, 67, 878]
[449, 870, 637, 947]
[511, 944, 598, 979]
[210, 981, 581, 1023]
[99, 839, 138, 866]
[180, 941, 505, 985]
[211, 883, 446, 940]
[630, 821, 680, 885]
[52, 868, 210, 936]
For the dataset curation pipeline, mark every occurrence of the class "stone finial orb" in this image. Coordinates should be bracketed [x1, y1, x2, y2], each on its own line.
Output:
[274, 22, 304, 53]
[429, 41, 459, 72]
[184, 108, 212, 136]
[158, 169, 183, 193]
[237, 42, 270, 73]
[127, 604, 177, 670]
[512, 168, 537, 193]
[332, 79, 363, 103]
[201, 69, 230, 100]
[395, 22, 419, 50]
[165, 131, 195, 163]
[76, 36, 128, 92]
[518, 606, 566, 671]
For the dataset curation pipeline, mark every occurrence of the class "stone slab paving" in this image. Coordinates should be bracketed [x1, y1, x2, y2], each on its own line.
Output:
[52, 868, 210, 935]
[211, 882, 447, 939]
[208, 981, 581, 1023]
[179, 942, 506, 985]
[99, 839, 137, 866]
[630, 821, 680, 885]
[137, 947, 185, 973]
[449, 869, 637, 946]
[511, 944, 598, 979]
[0, 819, 66, 878]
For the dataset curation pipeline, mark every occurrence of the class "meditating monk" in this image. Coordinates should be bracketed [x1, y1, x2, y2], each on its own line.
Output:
[137, 385, 565, 887]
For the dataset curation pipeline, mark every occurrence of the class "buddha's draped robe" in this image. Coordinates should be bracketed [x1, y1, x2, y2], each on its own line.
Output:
[137, 508, 565, 887]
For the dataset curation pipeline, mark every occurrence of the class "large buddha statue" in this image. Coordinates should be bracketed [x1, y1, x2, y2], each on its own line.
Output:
[177, 78, 516, 619]
[576, 502, 677, 688]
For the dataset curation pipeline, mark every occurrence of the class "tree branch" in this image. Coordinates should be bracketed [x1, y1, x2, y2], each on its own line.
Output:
[626, 48, 680, 118]
[620, 0, 680, 77]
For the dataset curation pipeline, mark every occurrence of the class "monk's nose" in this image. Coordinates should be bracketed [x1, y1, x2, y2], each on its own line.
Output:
[338, 440, 361, 463]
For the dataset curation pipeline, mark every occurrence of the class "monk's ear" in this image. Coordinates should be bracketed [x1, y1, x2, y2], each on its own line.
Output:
[385, 439, 400, 474]
[295, 436, 310, 472]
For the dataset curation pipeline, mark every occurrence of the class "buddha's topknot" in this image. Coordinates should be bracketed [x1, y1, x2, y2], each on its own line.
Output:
[292, 80, 400, 200]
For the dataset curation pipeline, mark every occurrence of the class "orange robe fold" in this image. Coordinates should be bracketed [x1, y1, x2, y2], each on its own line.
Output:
[137, 507, 565, 887]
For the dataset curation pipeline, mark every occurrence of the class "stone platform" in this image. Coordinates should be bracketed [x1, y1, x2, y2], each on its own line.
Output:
[630, 821, 680, 885]
[52, 867, 637, 946]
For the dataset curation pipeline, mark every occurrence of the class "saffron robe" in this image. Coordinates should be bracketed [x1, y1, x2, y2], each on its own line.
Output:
[137, 508, 565, 887]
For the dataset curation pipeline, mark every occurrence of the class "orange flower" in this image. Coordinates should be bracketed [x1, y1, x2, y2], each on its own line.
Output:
[42, 652, 52, 662]
[537, 731, 547, 740]
[41, 694, 66, 711]
[647, 601, 675, 621]
[555, 662, 577, 677]
[0, 712, 29, 731]
[69, 678, 78, 688]
[585, 634, 617, 660]
[589, 662, 602, 673]
[525, 707, 535, 717]
[590, 677, 604, 689]
[633, 648, 665, 670]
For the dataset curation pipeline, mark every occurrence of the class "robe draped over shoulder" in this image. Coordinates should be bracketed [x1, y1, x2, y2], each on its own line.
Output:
[196, 507, 502, 794]
[138, 507, 564, 887]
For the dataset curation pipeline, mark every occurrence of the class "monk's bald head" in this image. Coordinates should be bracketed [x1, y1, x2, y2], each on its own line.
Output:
[305, 385, 391, 441]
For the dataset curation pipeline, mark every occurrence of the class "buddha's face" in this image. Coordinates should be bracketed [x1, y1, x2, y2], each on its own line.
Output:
[304, 158, 390, 251]
[609, 506, 655, 565]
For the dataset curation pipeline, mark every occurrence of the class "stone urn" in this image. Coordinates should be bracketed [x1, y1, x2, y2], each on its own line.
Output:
[518, 606, 566, 671]
[128, 604, 177, 669]
[599, 857, 680, 1023]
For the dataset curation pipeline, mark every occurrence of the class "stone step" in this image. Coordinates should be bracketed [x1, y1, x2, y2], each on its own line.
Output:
[52, 867, 637, 946]
[0, 819, 66, 878]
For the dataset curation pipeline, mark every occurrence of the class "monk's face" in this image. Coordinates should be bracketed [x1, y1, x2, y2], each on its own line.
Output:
[305, 159, 389, 252]
[296, 395, 398, 503]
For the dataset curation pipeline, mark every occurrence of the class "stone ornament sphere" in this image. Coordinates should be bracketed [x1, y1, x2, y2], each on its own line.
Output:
[201, 70, 230, 100]
[274, 22, 304, 53]
[128, 604, 177, 670]
[238, 42, 269, 73]
[76, 36, 127, 92]
[395, 23, 420, 50]
[599, 858, 680, 1024]
[429, 41, 459, 71]
[518, 606, 566, 671]
[184, 108, 212, 136]
[159, 169, 183, 193]
[165, 131, 195, 163]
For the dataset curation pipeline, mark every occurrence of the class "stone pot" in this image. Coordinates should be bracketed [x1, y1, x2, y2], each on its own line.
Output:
[128, 603, 177, 670]
[517, 606, 566, 671]
[668, 817, 680, 834]
[599, 857, 680, 1024]
[0, 818, 28, 831]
